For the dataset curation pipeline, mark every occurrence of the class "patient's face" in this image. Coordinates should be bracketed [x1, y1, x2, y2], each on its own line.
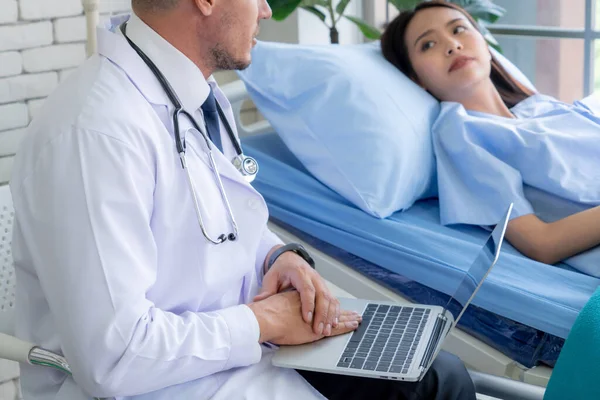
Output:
[404, 7, 492, 101]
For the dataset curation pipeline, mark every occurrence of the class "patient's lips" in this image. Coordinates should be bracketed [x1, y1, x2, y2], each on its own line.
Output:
[449, 56, 475, 73]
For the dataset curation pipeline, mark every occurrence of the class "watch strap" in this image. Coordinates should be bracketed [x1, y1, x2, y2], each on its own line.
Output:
[266, 243, 315, 273]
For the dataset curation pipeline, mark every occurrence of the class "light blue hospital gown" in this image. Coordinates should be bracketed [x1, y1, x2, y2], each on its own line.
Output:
[432, 93, 600, 277]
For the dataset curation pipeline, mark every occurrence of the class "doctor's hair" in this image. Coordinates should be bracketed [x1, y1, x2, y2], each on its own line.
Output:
[132, 0, 180, 12]
[380, 1, 535, 108]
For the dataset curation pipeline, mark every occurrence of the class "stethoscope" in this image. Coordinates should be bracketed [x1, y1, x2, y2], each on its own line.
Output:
[121, 23, 259, 244]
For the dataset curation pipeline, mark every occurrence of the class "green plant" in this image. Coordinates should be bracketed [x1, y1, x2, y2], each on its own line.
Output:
[267, 0, 381, 44]
[267, 0, 505, 49]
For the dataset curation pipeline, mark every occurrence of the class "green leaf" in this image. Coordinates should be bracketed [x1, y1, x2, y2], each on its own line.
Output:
[335, 0, 352, 16]
[267, 0, 303, 21]
[301, 0, 329, 7]
[301, 5, 327, 22]
[488, 41, 502, 53]
[460, 0, 505, 23]
[344, 15, 382, 40]
[479, 23, 499, 46]
[387, 0, 419, 12]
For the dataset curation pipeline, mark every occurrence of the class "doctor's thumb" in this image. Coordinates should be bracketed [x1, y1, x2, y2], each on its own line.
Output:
[253, 277, 279, 302]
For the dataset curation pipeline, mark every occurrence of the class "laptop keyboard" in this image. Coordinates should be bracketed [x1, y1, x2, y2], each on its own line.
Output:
[336, 304, 430, 374]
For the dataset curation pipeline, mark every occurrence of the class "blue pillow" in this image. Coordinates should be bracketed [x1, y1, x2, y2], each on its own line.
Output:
[238, 41, 535, 218]
[238, 41, 439, 218]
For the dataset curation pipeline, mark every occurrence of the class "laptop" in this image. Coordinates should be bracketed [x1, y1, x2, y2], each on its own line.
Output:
[272, 203, 513, 382]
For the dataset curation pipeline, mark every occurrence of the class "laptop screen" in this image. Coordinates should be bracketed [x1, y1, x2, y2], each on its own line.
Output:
[443, 204, 513, 327]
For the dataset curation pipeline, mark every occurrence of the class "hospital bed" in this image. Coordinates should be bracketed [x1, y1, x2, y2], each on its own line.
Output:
[0, 180, 544, 400]
[0, 95, 548, 400]
[0, 81, 548, 398]
[0, 1, 543, 397]
[222, 80, 564, 389]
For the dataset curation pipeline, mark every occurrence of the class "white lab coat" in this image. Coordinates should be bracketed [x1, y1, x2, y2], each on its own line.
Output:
[9, 14, 325, 400]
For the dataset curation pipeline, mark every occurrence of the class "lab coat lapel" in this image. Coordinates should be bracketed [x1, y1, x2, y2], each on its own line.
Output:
[98, 18, 254, 191]
[97, 18, 171, 108]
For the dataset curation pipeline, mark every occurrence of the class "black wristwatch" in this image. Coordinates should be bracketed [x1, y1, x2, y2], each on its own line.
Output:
[266, 243, 315, 273]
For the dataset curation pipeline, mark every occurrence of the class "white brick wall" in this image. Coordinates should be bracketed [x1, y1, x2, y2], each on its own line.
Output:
[54, 16, 86, 43]
[0, 22, 53, 52]
[19, 0, 82, 20]
[0, 72, 58, 104]
[0, 127, 26, 156]
[0, 52, 22, 78]
[0, 0, 18, 24]
[0, 103, 28, 131]
[22, 44, 86, 73]
[0, 0, 132, 184]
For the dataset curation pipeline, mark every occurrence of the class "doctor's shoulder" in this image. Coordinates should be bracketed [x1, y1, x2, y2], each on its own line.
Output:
[56, 57, 161, 145]
[12, 57, 161, 178]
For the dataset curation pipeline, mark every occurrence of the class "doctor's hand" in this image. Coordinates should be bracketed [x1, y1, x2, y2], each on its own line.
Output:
[254, 249, 340, 336]
[248, 290, 362, 345]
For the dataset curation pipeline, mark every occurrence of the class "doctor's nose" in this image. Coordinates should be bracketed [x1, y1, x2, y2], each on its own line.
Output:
[260, 0, 273, 20]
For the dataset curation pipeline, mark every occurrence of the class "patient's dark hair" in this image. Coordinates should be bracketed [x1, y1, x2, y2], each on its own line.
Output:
[381, 1, 534, 108]
[132, 0, 181, 12]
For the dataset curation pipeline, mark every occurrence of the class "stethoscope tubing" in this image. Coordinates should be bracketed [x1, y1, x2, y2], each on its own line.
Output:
[121, 22, 242, 244]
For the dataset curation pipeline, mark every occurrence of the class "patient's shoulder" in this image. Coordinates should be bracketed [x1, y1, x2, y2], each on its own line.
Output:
[511, 93, 560, 117]
[431, 101, 475, 142]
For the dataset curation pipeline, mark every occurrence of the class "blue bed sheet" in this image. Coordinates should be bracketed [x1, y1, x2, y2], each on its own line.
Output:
[273, 219, 563, 367]
[242, 133, 600, 343]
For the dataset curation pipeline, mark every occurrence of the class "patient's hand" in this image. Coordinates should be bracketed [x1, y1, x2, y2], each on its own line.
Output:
[248, 291, 361, 346]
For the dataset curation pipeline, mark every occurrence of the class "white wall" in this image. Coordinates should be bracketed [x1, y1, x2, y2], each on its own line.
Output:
[0, 0, 364, 183]
[257, 0, 364, 45]
[0, 0, 131, 184]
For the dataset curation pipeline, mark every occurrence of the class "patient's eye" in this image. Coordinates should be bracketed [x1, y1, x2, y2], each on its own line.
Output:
[454, 25, 467, 34]
[421, 40, 435, 51]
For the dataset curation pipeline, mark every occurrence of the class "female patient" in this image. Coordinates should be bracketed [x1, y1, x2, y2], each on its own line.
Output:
[381, 1, 600, 275]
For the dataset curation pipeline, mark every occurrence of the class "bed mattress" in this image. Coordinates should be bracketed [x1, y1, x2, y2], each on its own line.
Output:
[242, 132, 599, 367]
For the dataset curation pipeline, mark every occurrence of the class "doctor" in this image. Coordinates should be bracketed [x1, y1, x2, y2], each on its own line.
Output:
[10, 0, 475, 399]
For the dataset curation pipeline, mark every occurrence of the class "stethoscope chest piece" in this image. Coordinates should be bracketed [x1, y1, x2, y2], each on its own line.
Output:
[232, 155, 259, 183]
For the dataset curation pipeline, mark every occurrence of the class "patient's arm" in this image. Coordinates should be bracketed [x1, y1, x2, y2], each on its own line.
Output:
[505, 206, 600, 265]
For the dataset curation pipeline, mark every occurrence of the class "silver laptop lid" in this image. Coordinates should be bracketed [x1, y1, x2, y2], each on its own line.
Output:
[443, 203, 513, 328]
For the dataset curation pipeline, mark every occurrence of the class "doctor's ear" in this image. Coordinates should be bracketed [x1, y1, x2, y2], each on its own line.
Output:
[194, 0, 216, 16]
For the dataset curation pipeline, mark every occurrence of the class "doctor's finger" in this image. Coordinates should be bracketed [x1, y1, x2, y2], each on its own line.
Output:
[330, 313, 362, 336]
[334, 303, 341, 328]
[337, 310, 362, 322]
[295, 277, 317, 325]
[253, 270, 280, 301]
[323, 297, 339, 335]
[312, 284, 333, 336]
